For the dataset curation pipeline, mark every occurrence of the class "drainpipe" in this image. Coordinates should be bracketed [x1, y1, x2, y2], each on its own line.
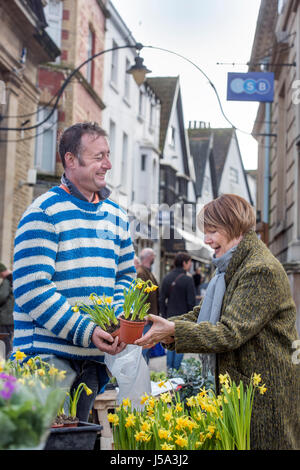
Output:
[263, 100, 271, 225]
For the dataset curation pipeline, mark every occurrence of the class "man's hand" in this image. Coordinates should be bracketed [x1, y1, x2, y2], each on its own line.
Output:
[91, 326, 126, 355]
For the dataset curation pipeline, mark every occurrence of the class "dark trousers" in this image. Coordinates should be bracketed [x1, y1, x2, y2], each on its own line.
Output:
[43, 356, 109, 423]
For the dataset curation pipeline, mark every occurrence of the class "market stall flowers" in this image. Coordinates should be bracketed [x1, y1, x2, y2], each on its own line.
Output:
[107, 372, 267, 450]
[0, 371, 66, 449]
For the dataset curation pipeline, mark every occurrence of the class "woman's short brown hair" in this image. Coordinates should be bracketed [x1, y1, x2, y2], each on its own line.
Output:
[197, 194, 256, 240]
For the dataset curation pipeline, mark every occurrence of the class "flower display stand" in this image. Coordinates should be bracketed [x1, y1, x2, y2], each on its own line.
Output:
[93, 389, 117, 450]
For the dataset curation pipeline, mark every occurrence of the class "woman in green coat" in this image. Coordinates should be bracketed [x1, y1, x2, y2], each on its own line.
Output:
[136, 194, 300, 450]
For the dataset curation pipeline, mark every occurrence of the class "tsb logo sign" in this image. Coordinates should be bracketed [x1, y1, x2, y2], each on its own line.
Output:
[227, 72, 274, 103]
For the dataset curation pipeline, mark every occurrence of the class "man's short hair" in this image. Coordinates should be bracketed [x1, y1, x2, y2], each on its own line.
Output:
[58, 122, 107, 168]
[174, 252, 191, 268]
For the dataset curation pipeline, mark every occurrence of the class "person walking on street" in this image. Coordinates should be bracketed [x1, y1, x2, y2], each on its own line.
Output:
[137, 248, 159, 364]
[0, 262, 14, 359]
[12, 122, 135, 421]
[159, 252, 196, 371]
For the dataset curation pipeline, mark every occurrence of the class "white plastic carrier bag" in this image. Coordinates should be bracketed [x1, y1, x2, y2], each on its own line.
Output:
[104, 345, 151, 410]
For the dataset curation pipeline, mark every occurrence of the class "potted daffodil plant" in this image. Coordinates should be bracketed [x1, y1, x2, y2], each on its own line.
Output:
[73, 293, 120, 340]
[119, 278, 158, 344]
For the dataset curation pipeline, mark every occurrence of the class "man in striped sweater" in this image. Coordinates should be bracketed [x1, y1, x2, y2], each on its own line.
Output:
[12, 122, 136, 420]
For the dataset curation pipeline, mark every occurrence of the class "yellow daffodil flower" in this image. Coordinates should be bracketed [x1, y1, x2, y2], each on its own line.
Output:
[253, 373, 262, 386]
[71, 305, 79, 312]
[141, 420, 151, 432]
[158, 380, 167, 388]
[136, 282, 144, 289]
[107, 413, 119, 425]
[151, 285, 158, 291]
[163, 410, 173, 422]
[259, 384, 267, 395]
[122, 398, 131, 408]
[161, 442, 174, 450]
[125, 413, 136, 428]
[158, 429, 170, 440]
[160, 392, 172, 404]
[174, 434, 188, 448]
[207, 425, 215, 435]
[14, 350, 27, 361]
[83, 384, 93, 396]
[175, 403, 183, 412]
[219, 373, 229, 385]
[140, 393, 149, 405]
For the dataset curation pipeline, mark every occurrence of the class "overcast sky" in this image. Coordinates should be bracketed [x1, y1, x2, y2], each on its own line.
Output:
[111, 0, 262, 170]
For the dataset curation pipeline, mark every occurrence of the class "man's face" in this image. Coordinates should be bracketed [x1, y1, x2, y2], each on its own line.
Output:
[69, 133, 112, 195]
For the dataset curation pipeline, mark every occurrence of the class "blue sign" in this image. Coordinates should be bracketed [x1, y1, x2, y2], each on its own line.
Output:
[227, 72, 274, 102]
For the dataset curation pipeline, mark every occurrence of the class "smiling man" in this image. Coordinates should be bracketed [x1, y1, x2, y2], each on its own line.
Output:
[12, 122, 136, 421]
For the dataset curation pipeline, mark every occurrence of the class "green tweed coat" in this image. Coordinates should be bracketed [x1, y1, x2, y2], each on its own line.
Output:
[170, 230, 300, 450]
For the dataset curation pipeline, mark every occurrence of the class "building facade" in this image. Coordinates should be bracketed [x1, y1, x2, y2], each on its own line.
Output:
[147, 77, 210, 278]
[250, 0, 300, 333]
[34, 0, 109, 198]
[101, 0, 161, 280]
[0, 0, 59, 268]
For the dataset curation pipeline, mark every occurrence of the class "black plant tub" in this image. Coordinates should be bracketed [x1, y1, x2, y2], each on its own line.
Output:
[44, 421, 102, 450]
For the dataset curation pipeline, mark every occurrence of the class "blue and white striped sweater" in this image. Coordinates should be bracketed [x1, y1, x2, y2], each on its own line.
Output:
[12, 186, 136, 361]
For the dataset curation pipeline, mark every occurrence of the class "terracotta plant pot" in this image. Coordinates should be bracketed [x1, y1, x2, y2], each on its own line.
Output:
[119, 317, 146, 344]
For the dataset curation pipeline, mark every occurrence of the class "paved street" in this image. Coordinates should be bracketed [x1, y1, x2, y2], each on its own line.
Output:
[149, 352, 199, 373]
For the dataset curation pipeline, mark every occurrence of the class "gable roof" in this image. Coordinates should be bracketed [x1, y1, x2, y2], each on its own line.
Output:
[188, 126, 253, 203]
[188, 137, 210, 198]
[188, 127, 234, 195]
[146, 76, 178, 152]
[147, 76, 190, 177]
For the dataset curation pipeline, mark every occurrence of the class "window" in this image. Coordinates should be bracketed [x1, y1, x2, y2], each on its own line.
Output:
[168, 125, 176, 147]
[124, 58, 130, 100]
[34, 107, 58, 173]
[110, 40, 118, 86]
[141, 154, 147, 171]
[44, 0, 63, 62]
[229, 167, 239, 184]
[86, 28, 95, 85]
[121, 132, 128, 186]
[138, 90, 144, 117]
[149, 102, 155, 129]
[108, 119, 116, 167]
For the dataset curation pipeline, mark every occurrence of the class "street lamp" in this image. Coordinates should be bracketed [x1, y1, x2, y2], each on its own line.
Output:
[0, 43, 151, 132]
[126, 55, 152, 86]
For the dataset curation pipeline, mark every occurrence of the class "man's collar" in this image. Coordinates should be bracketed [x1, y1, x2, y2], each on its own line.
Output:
[61, 174, 111, 202]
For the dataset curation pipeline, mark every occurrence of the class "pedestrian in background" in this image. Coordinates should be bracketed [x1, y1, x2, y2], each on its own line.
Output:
[159, 252, 196, 371]
[137, 248, 159, 364]
[193, 267, 202, 296]
[0, 262, 14, 359]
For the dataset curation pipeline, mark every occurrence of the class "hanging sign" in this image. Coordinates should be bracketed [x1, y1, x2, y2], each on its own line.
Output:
[227, 72, 274, 102]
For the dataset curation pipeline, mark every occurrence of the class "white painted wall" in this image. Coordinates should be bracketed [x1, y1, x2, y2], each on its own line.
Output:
[218, 135, 251, 202]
